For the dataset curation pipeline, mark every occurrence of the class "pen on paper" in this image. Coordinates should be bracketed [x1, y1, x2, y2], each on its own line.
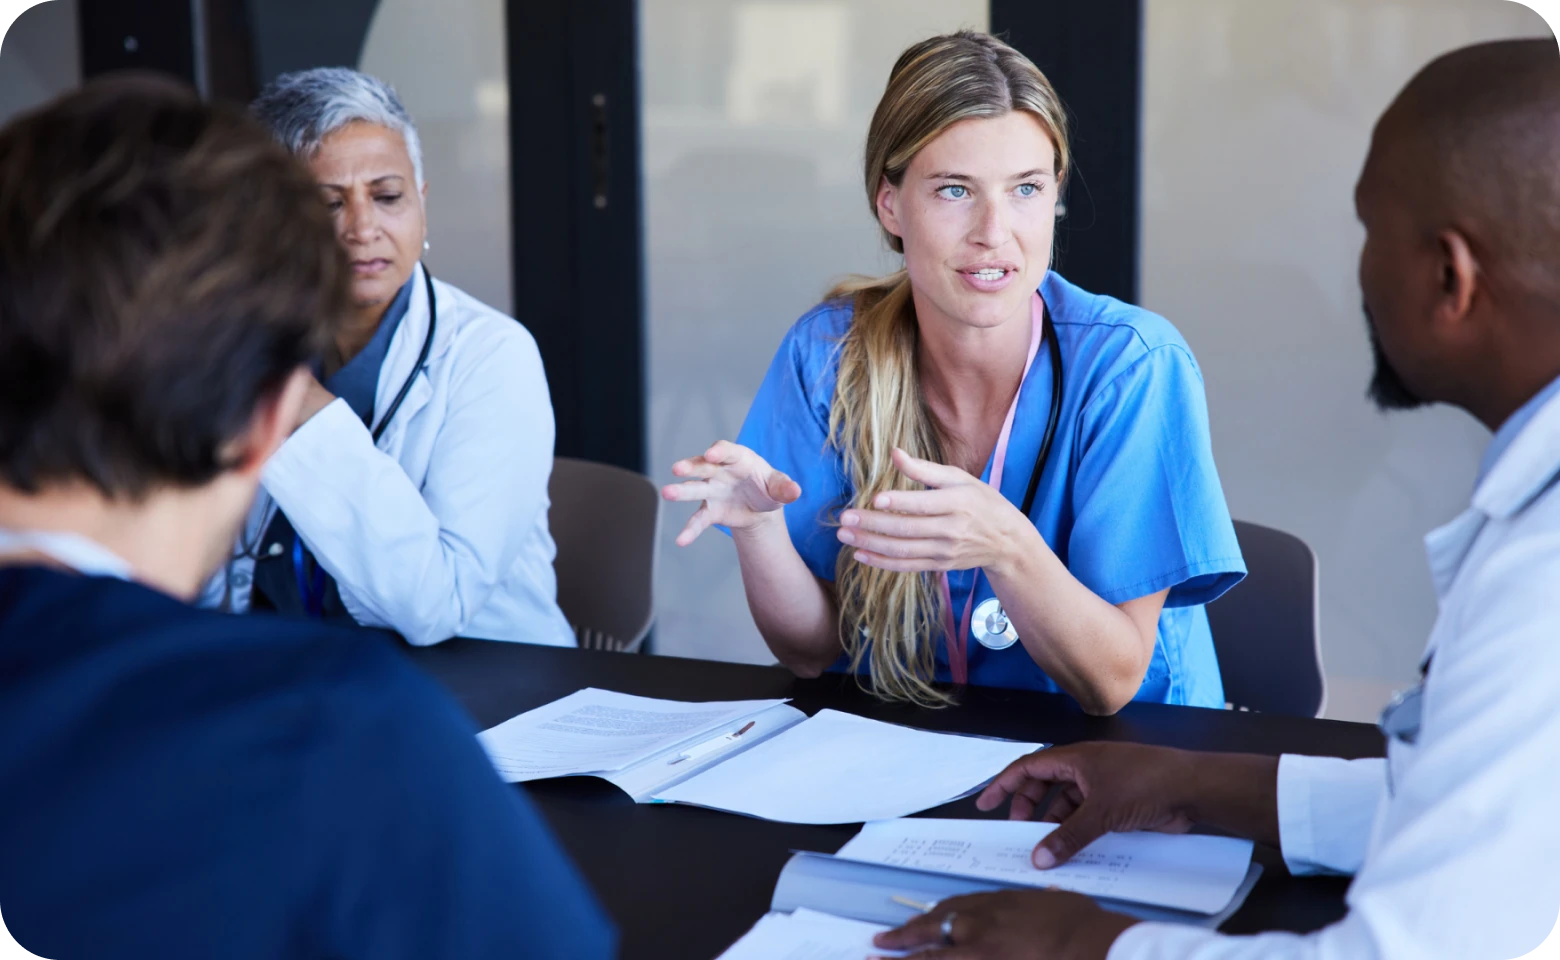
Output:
[890, 895, 936, 913]
[667, 721, 757, 765]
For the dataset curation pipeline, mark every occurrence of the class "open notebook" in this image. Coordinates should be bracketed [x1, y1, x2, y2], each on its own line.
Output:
[717, 819, 1262, 958]
[477, 689, 1042, 825]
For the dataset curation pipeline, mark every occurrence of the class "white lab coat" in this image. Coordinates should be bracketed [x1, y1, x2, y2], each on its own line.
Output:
[203, 264, 576, 649]
[1110, 390, 1560, 960]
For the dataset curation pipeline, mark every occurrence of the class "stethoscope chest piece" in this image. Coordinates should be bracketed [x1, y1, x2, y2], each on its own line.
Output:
[972, 597, 1020, 650]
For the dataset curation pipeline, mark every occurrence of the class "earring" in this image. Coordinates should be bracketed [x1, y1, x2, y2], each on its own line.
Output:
[423, 239, 430, 252]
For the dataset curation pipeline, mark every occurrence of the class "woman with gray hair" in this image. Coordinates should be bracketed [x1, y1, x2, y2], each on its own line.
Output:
[202, 66, 575, 649]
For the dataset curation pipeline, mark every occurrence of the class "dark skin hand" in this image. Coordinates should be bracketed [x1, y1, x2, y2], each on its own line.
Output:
[876, 742, 1281, 959]
[976, 742, 1280, 867]
[872, 889, 1137, 960]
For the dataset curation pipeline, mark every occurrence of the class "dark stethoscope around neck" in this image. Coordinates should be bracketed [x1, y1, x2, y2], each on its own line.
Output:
[287, 263, 439, 617]
[967, 303, 1065, 650]
[371, 262, 439, 442]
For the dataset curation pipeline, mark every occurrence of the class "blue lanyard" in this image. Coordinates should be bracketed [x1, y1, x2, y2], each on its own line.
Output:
[292, 538, 327, 618]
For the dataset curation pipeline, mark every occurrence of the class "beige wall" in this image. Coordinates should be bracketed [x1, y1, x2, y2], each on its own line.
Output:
[1140, 0, 1553, 720]
[0, 0, 78, 128]
[360, 0, 513, 316]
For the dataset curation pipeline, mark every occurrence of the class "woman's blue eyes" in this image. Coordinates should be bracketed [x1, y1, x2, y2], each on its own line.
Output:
[935, 183, 1044, 200]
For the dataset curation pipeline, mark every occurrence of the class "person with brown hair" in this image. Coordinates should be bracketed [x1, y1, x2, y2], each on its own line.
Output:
[0, 76, 612, 959]
[875, 37, 1560, 960]
[664, 31, 1244, 714]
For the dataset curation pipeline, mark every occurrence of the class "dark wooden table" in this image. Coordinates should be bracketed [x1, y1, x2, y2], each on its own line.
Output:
[406, 640, 1383, 960]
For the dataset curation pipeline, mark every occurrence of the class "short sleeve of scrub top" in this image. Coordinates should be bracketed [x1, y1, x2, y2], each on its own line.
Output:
[735, 273, 1246, 708]
[735, 302, 854, 582]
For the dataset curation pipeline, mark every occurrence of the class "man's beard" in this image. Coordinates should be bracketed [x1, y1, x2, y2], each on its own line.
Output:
[1365, 307, 1425, 411]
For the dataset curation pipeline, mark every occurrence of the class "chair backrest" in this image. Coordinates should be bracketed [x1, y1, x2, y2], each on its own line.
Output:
[547, 457, 662, 653]
[1206, 519, 1326, 717]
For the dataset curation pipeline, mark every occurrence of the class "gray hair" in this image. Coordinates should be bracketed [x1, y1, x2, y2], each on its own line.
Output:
[252, 67, 424, 187]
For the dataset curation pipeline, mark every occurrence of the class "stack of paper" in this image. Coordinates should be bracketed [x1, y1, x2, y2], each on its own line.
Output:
[834, 818, 1256, 915]
[655, 709, 1041, 824]
[727, 819, 1261, 958]
[478, 692, 1042, 825]
[477, 688, 788, 782]
[715, 908, 901, 960]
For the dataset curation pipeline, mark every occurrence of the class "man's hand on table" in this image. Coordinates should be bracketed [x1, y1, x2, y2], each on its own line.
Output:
[873, 889, 1137, 960]
[978, 742, 1282, 865]
[875, 742, 1283, 960]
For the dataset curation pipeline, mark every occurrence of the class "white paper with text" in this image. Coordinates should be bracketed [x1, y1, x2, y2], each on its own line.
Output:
[654, 709, 1039, 824]
[477, 688, 786, 782]
[835, 818, 1254, 914]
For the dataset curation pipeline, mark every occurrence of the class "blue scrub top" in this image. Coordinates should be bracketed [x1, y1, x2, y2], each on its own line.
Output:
[735, 271, 1246, 708]
[328, 270, 415, 427]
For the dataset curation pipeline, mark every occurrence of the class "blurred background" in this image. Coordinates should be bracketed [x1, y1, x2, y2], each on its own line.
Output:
[1, 0, 1551, 720]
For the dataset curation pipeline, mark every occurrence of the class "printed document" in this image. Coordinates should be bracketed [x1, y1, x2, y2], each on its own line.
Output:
[716, 908, 902, 960]
[653, 709, 1039, 824]
[477, 688, 786, 782]
[835, 818, 1254, 914]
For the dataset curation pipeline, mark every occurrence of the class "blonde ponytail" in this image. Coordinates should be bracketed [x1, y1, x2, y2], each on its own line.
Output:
[827, 271, 951, 705]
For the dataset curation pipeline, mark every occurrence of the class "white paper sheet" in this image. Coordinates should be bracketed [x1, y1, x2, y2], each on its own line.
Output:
[477, 688, 786, 782]
[715, 909, 900, 960]
[835, 818, 1254, 915]
[603, 703, 807, 802]
[653, 709, 1040, 824]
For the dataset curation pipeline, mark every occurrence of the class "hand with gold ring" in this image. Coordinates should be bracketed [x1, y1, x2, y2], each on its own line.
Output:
[871, 890, 1136, 959]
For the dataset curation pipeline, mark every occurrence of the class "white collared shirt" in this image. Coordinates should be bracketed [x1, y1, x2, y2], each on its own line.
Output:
[0, 529, 133, 580]
[1109, 389, 1560, 960]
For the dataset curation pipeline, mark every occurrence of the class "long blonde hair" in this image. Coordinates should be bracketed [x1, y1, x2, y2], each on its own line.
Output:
[827, 32, 1071, 706]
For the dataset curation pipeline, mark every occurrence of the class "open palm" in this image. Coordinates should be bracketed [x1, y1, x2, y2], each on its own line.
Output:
[662, 440, 802, 546]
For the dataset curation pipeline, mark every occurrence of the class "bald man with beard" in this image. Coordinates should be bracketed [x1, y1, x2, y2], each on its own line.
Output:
[872, 37, 1560, 960]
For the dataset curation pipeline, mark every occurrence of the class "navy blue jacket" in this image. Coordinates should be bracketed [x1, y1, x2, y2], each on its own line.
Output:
[0, 567, 615, 959]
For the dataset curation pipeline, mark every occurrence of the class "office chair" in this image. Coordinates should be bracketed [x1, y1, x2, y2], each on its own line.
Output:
[1206, 520, 1326, 717]
[548, 457, 661, 653]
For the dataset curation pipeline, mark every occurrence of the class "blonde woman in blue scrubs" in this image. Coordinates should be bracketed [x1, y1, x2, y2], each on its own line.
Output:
[664, 32, 1245, 715]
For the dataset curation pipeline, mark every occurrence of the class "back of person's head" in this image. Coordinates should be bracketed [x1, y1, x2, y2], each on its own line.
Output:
[1360, 38, 1560, 416]
[827, 32, 1069, 707]
[1382, 39, 1560, 308]
[0, 74, 346, 500]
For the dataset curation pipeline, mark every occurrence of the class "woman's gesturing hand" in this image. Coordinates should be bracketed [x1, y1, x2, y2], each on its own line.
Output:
[838, 447, 1038, 576]
[662, 441, 802, 546]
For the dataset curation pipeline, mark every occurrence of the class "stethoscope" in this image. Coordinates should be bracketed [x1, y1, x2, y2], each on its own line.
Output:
[285, 264, 438, 618]
[1379, 653, 1431, 796]
[967, 306, 1065, 651]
